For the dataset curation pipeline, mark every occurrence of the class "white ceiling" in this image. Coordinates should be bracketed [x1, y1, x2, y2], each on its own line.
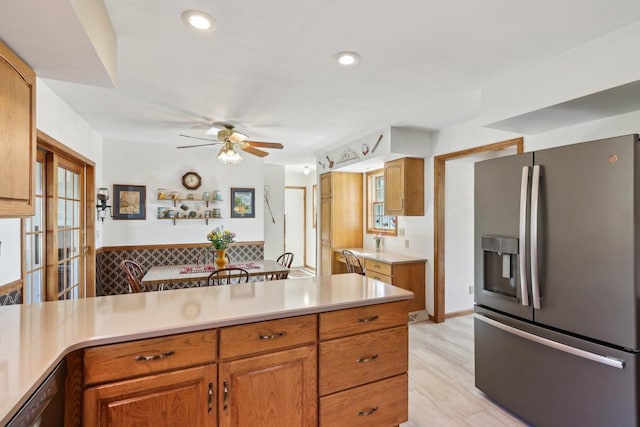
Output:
[3, 0, 640, 166]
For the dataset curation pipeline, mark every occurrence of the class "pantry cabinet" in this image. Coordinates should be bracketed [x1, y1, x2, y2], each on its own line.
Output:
[0, 41, 36, 217]
[320, 172, 363, 274]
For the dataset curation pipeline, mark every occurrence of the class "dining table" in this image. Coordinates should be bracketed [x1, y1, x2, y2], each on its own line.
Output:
[140, 259, 289, 287]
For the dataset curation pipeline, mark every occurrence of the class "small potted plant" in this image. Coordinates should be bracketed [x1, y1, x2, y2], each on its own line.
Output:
[373, 233, 382, 252]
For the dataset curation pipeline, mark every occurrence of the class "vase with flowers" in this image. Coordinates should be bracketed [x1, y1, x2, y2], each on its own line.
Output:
[207, 226, 236, 268]
[373, 233, 382, 252]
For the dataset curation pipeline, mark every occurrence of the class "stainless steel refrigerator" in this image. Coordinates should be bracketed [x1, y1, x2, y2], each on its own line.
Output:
[474, 134, 640, 426]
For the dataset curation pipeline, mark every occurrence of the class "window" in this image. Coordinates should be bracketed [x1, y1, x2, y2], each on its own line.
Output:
[366, 169, 397, 235]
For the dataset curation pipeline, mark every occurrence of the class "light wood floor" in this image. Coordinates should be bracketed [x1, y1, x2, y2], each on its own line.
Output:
[401, 315, 529, 427]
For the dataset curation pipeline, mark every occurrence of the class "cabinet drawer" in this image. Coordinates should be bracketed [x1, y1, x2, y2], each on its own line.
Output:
[319, 326, 407, 395]
[365, 269, 392, 284]
[220, 314, 317, 359]
[84, 330, 217, 385]
[320, 373, 408, 427]
[319, 301, 408, 340]
[364, 259, 392, 276]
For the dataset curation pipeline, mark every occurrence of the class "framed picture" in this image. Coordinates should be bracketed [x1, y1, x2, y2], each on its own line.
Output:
[231, 187, 255, 218]
[113, 184, 146, 220]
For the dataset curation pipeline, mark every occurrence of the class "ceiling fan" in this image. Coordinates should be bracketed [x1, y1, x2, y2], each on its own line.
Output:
[177, 124, 283, 164]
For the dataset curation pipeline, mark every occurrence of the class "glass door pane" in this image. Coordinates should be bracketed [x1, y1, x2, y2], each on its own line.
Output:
[23, 151, 46, 304]
[55, 159, 84, 300]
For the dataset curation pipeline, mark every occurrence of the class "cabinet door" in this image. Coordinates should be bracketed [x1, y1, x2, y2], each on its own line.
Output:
[320, 173, 332, 198]
[321, 245, 333, 276]
[84, 364, 216, 427]
[384, 159, 404, 215]
[0, 41, 36, 217]
[219, 345, 317, 427]
[320, 198, 332, 246]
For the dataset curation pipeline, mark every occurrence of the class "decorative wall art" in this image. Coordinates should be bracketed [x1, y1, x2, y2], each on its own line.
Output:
[113, 184, 146, 220]
[231, 187, 255, 218]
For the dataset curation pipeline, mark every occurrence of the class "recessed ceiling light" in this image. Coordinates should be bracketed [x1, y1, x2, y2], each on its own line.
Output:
[181, 10, 217, 32]
[334, 51, 360, 66]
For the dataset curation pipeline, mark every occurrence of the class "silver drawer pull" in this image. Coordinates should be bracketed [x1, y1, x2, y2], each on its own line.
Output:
[357, 315, 379, 323]
[356, 354, 379, 363]
[357, 406, 378, 416]
[257, 331, 287, 340]
[134, 350, 175, 361]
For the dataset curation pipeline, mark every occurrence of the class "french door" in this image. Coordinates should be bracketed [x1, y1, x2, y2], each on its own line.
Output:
[23, 135, 94, 303]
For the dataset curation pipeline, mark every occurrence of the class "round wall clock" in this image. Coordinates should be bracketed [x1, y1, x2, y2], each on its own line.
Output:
[182, 171, 202, 190]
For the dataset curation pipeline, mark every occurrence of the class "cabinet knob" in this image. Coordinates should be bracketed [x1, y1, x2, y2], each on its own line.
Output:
[357, 406, 379, 417]
[356, 354, 379, 363]
[257, 331, 287, 340]
[134, 350, 175, 361]
[357, 315, 379, 323]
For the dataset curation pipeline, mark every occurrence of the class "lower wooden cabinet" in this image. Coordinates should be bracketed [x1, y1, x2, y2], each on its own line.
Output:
[219, 345, 317, 427]
[84, 364, 216, 427]
[320, 373, 408, 427]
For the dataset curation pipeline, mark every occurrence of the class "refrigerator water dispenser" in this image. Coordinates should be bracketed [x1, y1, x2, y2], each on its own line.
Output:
[481, 236, 518, 298]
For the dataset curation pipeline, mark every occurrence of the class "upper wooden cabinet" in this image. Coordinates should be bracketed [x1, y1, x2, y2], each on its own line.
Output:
[0, 41, 36, 217]
[384, 157, 424, 216]
[320, 173, 332, 199]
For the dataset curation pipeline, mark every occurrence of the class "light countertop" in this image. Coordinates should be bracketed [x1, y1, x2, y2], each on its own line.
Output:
[336, 248, 428, 264]
[0, 274, 412, 424]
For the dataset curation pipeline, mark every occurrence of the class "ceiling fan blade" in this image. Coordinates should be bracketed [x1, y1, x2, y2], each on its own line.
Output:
[241, 146, 270, 157]
[179, 134, 221, 142]
[244, 140, 284, 149]
[177, 142, 219, 149]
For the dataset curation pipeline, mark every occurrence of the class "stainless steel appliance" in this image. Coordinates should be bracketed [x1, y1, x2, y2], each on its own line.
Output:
[474, 134, 640, 426]
[7, 360, 66, 426]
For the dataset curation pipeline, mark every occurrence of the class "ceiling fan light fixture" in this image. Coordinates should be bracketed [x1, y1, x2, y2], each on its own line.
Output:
[217, 144, 243, 164]
[334, 51, 360, 66]
[181, 10, 217, 32]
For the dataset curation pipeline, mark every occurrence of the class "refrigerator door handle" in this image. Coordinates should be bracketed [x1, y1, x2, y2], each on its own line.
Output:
[530, 165, 542, 310]
[475, 314, 625, 369]
[519, 166, 530, 307]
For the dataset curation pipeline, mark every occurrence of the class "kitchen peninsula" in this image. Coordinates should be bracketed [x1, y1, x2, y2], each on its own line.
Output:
[335, 248, 426, 313]
[0, 274, 412, 426]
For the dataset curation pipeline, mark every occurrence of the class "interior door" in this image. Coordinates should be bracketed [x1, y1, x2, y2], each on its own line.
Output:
[533, 135, 639, 350]
[285, 187, 305, 268]
[474, 152, 534, 320]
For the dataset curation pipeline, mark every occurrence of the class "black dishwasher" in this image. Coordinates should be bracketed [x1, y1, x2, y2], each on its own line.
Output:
[7, 360, 66, 427]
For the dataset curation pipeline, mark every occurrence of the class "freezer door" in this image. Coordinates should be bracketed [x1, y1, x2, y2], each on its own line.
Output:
[533, 134, 639, 350]
[475, 307, 639, 427]
[475, 152, 534, 320]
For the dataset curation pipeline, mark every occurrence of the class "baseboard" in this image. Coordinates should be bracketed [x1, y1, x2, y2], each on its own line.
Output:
[445, 309, 474, 319]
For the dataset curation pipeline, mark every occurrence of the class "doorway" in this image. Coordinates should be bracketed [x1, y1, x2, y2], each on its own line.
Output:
[285, 187, 306, 268]
[22, 130, 96, 302]
[433, 137, 523, 323]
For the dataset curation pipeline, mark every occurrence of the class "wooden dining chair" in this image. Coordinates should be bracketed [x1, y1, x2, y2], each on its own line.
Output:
[120, 260, 145, 293]
[269, 252, 294, 280]
[342, 250, 365, 276]
[207, 268, 250, 286]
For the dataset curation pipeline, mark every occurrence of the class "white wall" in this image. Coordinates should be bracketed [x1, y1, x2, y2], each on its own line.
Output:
[0, 79, 103, 286]
[101, 139, 265, 246]
[284, 169, 317, 269]
[264, 165, 285, 260]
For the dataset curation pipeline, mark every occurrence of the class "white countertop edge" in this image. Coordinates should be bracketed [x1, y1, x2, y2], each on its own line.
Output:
[0, 275, 412, 425]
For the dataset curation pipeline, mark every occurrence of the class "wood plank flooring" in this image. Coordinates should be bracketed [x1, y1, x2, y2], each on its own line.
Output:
[401, 315, 529, 427]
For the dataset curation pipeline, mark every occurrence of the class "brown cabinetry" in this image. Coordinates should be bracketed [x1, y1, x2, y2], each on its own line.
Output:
[83, 330, 217, 427]
[218, 314, 317, 426]
[365, 259, 426, 312]
[0, 41, 36, 217]
[80, 303, 408, 427]
[384, 157, 424, 216]
[318, 301, 409, 426]
[320, 172, 363, 275]
[219, 345, 317, 427]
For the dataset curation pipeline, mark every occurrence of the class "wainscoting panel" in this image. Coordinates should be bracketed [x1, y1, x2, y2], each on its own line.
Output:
[97, 243, 264, 296]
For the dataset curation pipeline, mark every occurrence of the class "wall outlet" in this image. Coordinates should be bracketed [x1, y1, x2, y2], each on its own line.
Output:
[399, 228, 405, 236]
[405, 239, 410, 248]
[468, 286, 473, 295]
